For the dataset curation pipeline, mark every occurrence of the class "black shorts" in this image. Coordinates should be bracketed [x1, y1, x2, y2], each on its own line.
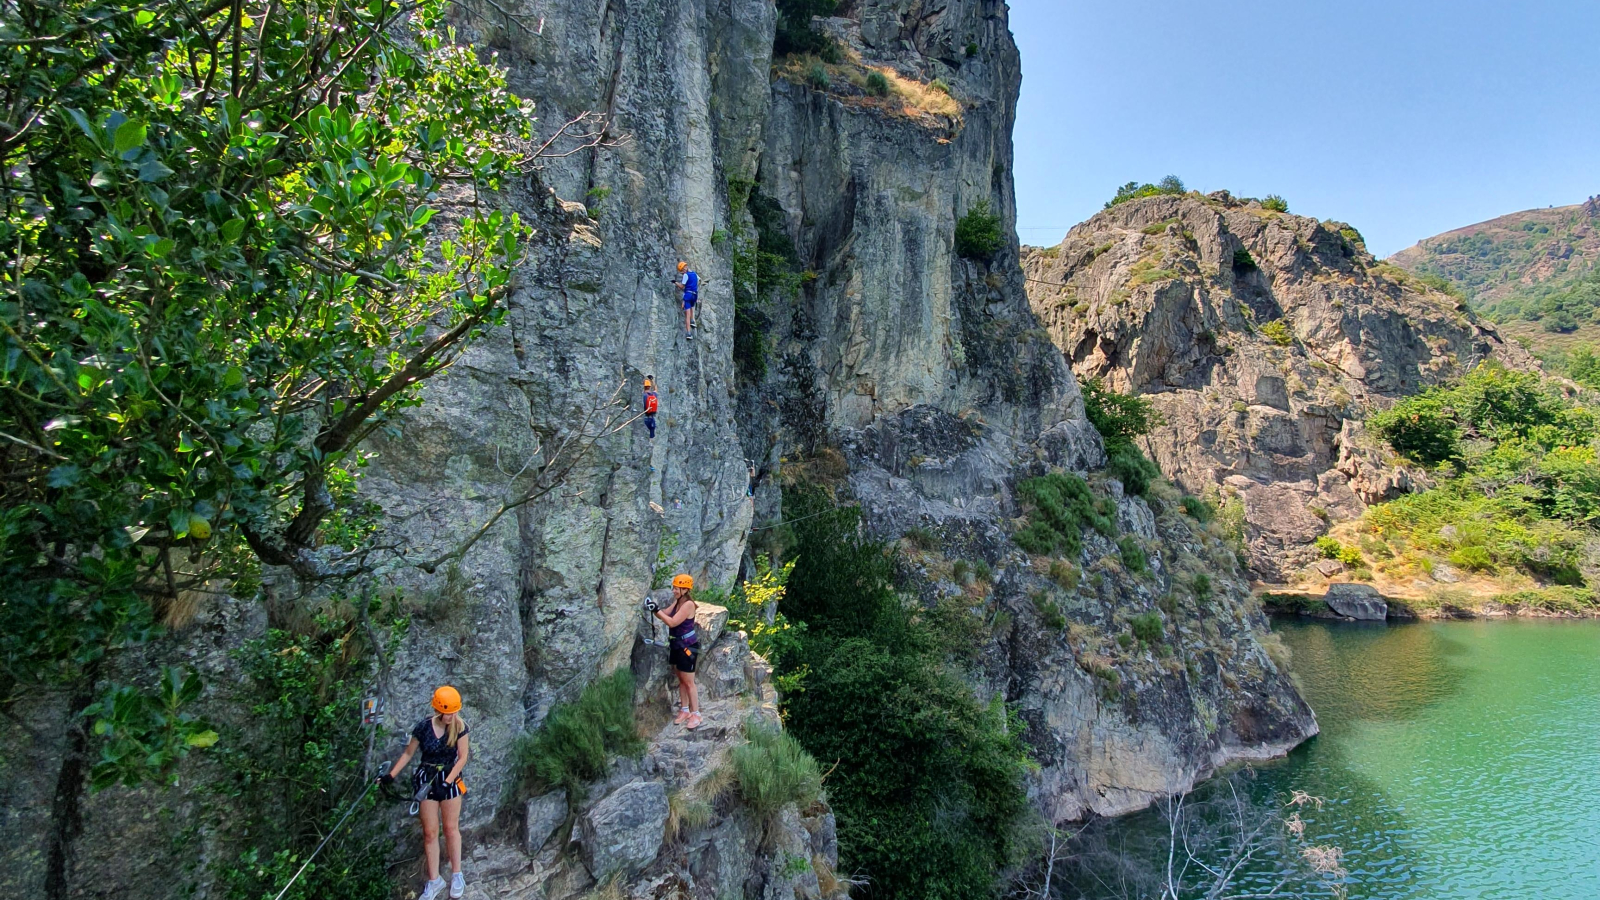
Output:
[412, 765, 464, 802]
[670, 642, 699, 673]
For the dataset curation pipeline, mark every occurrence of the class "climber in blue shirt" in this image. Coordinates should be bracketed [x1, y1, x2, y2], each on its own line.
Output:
[676, 261, 699, 340]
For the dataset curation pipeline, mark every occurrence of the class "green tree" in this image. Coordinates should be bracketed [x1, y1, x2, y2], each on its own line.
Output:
[955, 200, 1004, 260]
[777, 488, 1032, 898]
[1105, 175, 1185, 208]
[1079, 378, 1163, 496]
[0, 1, 591, 893]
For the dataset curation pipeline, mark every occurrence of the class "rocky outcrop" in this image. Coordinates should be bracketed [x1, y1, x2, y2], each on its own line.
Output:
[1022, 193, 1532, 580]
[1324, 583, 1388, 621]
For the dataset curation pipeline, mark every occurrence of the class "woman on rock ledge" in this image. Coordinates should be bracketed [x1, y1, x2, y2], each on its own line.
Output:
[654, 573, 703, 729]
[379, 685, 471, 900]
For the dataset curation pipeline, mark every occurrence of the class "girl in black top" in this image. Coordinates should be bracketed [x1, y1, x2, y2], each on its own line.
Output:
[379, 686, 471, 900]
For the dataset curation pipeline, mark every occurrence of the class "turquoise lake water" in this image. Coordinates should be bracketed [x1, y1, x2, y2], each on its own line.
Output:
[1068, 618, 1600, 898]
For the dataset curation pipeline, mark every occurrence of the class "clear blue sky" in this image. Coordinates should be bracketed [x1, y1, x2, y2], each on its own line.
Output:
[1011, 0, 1600, 258]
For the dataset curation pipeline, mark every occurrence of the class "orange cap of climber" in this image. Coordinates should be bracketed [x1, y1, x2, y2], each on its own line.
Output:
[677, 261, 688, 273]
[672, 573, 694, 590]
[432, 685, 462, 714]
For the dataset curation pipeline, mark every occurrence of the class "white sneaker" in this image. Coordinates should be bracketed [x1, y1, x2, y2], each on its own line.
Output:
[421, 878, 447, 900]
[450, 872, 466, 899]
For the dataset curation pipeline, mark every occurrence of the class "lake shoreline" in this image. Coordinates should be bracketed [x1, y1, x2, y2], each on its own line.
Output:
[1259, 589, 1600, 621]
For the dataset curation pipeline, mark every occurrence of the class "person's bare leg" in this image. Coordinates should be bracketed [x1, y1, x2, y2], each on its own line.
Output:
[420, 799, 441, 881]
[442, 795, 463, 875]
[673, 670, 690, 723]
[684, 671, 699, 714]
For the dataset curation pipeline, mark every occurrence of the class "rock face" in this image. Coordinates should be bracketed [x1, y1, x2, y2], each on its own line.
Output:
[1022, 193, 1532, 580]
[579, 780, 669, 880]
[1, 3, 1320, 898]
[1324, 583, 1388, 621]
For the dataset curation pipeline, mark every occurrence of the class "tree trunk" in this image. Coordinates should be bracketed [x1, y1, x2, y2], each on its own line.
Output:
[44, 676, 98, 900]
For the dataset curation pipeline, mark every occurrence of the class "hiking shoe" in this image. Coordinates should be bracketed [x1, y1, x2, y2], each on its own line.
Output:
[450, 872, 465, 899]
[684, 712, 703, 731]
[421, 878, 447, 900]
[673, 706, 690, 725]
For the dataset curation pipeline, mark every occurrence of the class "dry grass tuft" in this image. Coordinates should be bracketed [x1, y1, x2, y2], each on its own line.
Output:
[774, 52, 961, 119]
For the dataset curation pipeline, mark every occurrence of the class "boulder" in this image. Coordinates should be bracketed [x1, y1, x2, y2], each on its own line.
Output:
[578, 780, 668, 880]
[1323, 583, 1387, 621]
[524, 790, 568, 856]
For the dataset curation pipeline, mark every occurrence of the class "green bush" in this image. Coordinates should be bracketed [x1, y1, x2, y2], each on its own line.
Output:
[1180, 495, 1214, 523]
[1013, 472, 1117, 557]
[819, 39, 843, 64]
[1314, 536, 1343, 559]
[1081, 378, 1163, 496]
[1192, 572, 1212, 601]
[865, 69, 891, 96]
[778, 487, 1033, 898]
[1262, 194, 1289, 212]
[1260, 319, 1293, 346]
[1232, 248, 1258, 271]
[513, 670, 643, 798]
[1106, 443, 1160, 497]
[1032, 591, 1067, 630]
[1448, 545, 1494, 572]
[805, 62, 830, 89]
[1130, 611, 1163, 644]
[1106, 175, 1186, 209]
[1117, 536, 1148, 573]
[732, 720, 823, 817]
[965, 41, 979, 57]
[930, 77, 952, 94]
[955, 200, 1004, 260]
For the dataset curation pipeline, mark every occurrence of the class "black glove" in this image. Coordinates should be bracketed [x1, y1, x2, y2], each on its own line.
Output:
[377, 772, 395, 786]
[646, 598, 659, 613]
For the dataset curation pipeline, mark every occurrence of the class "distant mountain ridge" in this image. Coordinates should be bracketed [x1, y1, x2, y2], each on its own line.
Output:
[1390, 199, 1600, 326]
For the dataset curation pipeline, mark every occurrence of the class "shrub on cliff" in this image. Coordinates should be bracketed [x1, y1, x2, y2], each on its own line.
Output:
[777, 487, 1033, 899]
[732, 720, 823, 818]
[955, 200, 1004, 260]
[1081, 378, 1164, 497]
[1262, 194, 1290, 212]
[513, 670, 644, 799]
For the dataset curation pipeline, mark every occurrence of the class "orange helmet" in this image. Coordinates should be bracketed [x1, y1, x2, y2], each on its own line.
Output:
[432, 685, 462, 714]
[677, 261, 688, 273]
[672, 573, 694, 590]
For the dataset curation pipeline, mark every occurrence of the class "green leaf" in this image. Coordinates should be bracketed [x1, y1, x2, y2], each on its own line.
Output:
[176, 432, 197, 453]
[137, 159, 174, 182]
[221, 218, 246, 243]
[113, 120, 147, 155]
[186, 730, 220, 749]
[149, 238, 175, 258]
